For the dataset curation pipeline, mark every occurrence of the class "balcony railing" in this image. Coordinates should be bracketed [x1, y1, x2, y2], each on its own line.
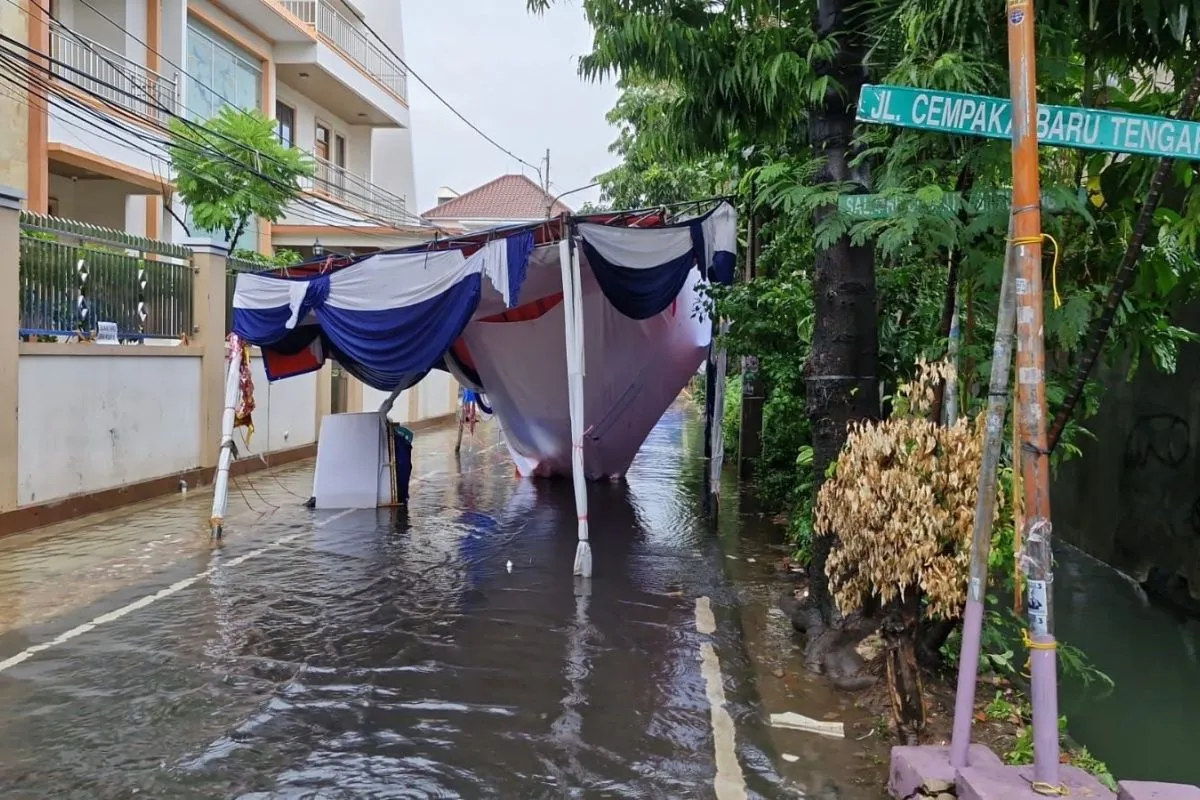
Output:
[49, 26, 179, 124]
[303, 153, 409, 228]
[279, 0, 407, 100]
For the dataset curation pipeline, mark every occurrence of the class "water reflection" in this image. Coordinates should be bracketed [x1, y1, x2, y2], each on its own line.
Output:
[1056, 543, 1200, 785]
[0, 409, 799, 798]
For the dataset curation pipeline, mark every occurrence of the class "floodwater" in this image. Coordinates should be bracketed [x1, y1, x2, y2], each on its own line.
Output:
[0, 404, 885, 799]
[1055, 543, 1200, 786]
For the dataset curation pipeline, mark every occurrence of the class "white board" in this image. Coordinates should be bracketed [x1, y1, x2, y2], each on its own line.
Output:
[311, 412, 390, 509]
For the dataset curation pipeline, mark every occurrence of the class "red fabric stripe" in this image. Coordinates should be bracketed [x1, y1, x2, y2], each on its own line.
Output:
[262, 347, 321, 379]
[479, 292, 564, 324]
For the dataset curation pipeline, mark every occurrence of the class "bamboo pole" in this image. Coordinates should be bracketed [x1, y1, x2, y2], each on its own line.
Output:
[209, 338, 243, 539]
[949, 218, 1016, 768]
[1006, 0, 1060, 787]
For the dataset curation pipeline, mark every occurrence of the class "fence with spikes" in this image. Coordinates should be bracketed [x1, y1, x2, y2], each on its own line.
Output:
[18, 212, 195, 342]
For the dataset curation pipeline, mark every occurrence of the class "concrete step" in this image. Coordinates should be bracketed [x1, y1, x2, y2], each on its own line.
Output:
[890, 745, 1004, 798]
[957, 764, 1114, 800]
[1118, 781, 1200, 800]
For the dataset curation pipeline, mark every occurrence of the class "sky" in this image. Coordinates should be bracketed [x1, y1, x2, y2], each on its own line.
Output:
[401, 0, 620, 214]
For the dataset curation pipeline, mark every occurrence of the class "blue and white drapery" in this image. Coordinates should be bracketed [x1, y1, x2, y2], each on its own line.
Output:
[577, 202, 736, 505]
[577, 202, 737, 320]
[231, 233, 534, 392]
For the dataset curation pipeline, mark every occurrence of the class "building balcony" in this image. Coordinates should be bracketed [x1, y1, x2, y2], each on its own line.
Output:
[274, 0, 407, 126]
[291, 153, 409, 228]
[49, 25, 180, 125]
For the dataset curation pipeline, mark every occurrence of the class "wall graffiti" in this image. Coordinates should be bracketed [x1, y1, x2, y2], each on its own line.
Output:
[1123, 413, 1191, 469]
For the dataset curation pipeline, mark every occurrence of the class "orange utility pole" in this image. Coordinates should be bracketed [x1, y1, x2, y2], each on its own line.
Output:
[1006, 0, 1060, 790]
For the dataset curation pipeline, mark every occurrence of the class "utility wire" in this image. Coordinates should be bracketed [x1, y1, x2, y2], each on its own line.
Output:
[355, 14, 545, 179]
[8, 0, 432, 227]
[0, 53, 417, 246]
[0, 39, 431, 242]
[30, 0, 544, 222]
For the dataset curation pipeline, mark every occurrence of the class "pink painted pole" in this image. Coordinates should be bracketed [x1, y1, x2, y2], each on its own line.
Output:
[949, 226, 1016, 768]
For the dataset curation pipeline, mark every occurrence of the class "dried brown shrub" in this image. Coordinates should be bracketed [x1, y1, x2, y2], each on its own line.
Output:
[814, 358, 1000, 620]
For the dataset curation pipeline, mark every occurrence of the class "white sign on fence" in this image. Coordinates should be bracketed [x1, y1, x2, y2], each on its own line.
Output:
[95, 321, 119, 345]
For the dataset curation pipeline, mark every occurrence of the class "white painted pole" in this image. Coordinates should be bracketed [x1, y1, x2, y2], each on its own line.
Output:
[210, 339, 242, 538]
[558, 233, 591, 578]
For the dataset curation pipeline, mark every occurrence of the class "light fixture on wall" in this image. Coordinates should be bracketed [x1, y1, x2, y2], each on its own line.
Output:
[313, 238, 324, 257]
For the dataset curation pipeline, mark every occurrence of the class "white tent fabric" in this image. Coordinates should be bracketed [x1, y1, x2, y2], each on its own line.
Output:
[463, 263, 710, 480]
[231, 202, 737, 579]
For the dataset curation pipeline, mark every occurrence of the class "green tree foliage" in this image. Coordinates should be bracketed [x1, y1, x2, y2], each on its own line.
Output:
[591, 78, 734, 209]
[534, 0, 1200, 655]
[167, 107, 314, 250]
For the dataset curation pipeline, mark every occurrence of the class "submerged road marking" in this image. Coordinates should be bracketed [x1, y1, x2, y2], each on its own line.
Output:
[0, 507, 358, 674]
[695, 596, 748, 800]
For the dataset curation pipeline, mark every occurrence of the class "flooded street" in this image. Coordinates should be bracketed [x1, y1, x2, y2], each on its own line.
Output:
[0, 404, 886, 799]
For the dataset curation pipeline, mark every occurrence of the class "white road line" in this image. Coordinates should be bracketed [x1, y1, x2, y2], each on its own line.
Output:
[695, 596, 748, 800]
[0, 507, 358, 675]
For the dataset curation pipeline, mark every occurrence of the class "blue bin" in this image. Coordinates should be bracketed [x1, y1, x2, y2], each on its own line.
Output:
[392, 425, 413, 504]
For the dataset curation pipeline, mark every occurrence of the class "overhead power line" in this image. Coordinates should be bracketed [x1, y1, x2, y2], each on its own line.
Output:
[356, 16, 545, 179]
[10, 0, 432, 227]
[0, 46, 421, 244]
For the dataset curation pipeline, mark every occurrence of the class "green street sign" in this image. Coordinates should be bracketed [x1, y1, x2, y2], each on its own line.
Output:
[858, 84, 1200, 161]
[839, 189, 1082, 220]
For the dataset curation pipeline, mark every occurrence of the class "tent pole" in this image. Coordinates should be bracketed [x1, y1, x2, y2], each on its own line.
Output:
[210, 336, 243, 539]
[560, 229, 591, 578]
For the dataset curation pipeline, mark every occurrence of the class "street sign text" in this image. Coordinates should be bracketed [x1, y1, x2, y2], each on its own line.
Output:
[858, 84, 1200, 161]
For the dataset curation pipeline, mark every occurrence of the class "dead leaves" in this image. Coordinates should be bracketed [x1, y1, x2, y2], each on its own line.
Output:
[815, 358, 1002, 620]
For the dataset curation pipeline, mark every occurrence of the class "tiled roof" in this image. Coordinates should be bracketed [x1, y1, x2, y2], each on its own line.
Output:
[421, 174, 572, 220]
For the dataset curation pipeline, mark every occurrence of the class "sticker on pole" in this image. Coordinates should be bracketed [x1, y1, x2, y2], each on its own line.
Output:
[1009, 7, 1024, 24]
[1027, 579, 1049, 635]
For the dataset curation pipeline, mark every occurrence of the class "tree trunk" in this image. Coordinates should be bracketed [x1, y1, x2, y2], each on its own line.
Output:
[883, 593, 926, 744]
[805, 0, 879, 650]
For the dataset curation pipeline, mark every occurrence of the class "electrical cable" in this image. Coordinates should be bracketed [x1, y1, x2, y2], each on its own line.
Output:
[0, 44, 427, 244]
[0, 29, 428, 232]
[354, 9, 545, 177]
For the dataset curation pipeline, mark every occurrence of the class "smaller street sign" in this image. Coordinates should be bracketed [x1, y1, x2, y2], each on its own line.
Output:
[857, 84, 1200, 162]
[839, 189, 1082, 220]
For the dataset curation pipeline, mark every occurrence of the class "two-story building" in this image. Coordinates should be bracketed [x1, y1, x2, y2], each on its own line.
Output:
[26, 0, 435, 255]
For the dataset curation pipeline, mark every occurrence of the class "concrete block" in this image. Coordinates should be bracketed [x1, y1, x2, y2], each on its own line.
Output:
[1119, 781, 1200, 800]
[957, 763, 1115, 800]
[889, 745, 1003, 799]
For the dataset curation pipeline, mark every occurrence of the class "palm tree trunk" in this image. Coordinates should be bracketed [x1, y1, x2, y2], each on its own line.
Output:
[805, 0, 879, 643]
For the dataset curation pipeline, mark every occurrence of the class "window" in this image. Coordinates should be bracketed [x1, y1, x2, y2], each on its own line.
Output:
[276, 101, 295, 147]
[185, 20, 262, 120]
[315, 122, 330, 159]
[334, 134, 346, 168]
[184, 20, 264, 253]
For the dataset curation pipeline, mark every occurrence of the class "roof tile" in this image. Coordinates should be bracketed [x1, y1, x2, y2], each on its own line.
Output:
[421, 174, 572, 220]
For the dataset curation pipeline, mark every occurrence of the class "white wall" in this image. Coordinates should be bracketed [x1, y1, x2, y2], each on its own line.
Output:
[18, 354, 203, 505]
[247, 355, 318, 453]
[359, 371, 459, 426]
[276, 83, 371, 175]
[353, 0, 416, 206]
[16, 352, 322, 506]
[57, 0, 127, 54]
[418, 371, 456, 420]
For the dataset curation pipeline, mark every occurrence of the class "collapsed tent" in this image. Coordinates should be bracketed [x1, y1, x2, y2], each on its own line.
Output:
[226, 201, 738, 575]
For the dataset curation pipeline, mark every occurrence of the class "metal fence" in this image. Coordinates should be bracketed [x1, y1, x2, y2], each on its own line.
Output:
[49, 25, 179, 123]
[305, 153, 409, 227]
[19, 213, 195, 342]
[280, 0, 408, 99]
